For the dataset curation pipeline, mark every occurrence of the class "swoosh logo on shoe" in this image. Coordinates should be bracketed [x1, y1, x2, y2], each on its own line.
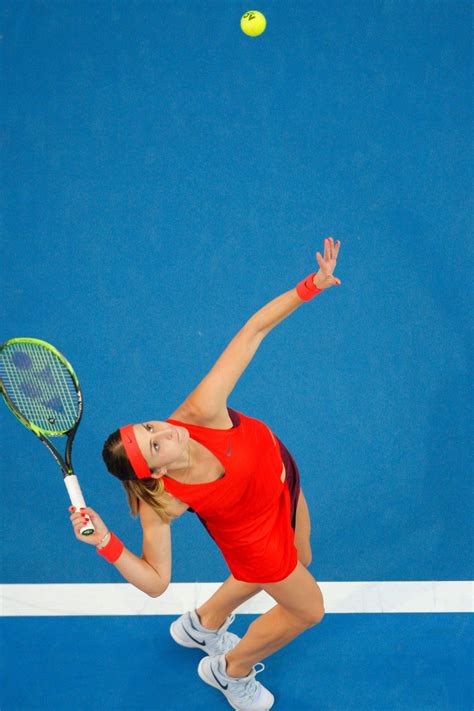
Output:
[189, 616, 202, 633]
[183, 628, 206, 646]
[211, 665, 228, 690]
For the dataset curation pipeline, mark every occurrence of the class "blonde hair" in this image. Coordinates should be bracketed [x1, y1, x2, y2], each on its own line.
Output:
[122, 478, 175, 525]
[102, 429, 176, 524]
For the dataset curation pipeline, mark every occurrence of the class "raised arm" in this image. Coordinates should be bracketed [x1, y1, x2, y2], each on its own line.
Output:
[185, 238, 341, 421]
[248, 237, 341, 336]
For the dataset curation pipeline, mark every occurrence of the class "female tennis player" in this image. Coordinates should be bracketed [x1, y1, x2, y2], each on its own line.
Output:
[70, 237, 341, 711]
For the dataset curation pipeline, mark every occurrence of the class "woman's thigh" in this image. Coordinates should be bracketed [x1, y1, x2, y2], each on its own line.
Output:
[294, 488, 312, 566]
[278, 440, 311, 559]
[261, 560, 324, 626]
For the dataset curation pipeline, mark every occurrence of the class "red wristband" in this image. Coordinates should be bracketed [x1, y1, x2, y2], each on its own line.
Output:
[296, 273, 323, 301]
[96, 532, 125, 563]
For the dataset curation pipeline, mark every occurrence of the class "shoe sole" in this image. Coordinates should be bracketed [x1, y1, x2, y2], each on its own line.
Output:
[197, 657, 274, 711]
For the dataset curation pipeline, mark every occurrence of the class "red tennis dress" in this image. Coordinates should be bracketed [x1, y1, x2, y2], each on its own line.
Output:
[163, 408, 299, 583]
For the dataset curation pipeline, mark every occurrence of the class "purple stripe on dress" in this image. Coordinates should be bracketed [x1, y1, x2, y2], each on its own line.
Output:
[274, 436, 301, 530]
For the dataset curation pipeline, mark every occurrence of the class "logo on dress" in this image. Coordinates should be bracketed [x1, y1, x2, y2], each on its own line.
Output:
[225, 440, 233, 457]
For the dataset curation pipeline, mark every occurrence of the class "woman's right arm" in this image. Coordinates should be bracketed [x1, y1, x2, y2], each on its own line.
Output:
[135, 499, 173, 595]
[70, 502, 174, 598]
[101, 535, 170, 598]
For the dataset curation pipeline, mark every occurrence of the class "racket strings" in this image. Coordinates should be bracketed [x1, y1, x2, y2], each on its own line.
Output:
[0, 342, 79, 433]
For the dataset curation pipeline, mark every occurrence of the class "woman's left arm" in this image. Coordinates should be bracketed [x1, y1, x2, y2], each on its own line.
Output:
[184, 238, 341, 420]
[248, 237, 342, 337]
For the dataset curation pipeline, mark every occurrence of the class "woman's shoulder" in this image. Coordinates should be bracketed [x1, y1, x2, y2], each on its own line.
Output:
[139, 494, 189, 521]
[167, 402, 234, 430]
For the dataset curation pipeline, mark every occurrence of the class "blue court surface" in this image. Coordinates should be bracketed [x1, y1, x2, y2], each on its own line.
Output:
[1, 615, 472, 710]
[1, 1, 472, 710]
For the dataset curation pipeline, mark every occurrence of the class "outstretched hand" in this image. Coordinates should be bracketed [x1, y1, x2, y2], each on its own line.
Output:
[314, 237, 341, 289]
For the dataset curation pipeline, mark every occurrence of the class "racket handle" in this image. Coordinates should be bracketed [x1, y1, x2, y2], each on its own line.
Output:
[64, 474, 96, 536]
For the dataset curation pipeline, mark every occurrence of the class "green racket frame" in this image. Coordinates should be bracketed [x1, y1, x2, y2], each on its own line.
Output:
[0, 337, 95, 536]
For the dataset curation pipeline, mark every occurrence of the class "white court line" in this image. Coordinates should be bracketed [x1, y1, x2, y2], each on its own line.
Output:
[1, 581, 472, 616]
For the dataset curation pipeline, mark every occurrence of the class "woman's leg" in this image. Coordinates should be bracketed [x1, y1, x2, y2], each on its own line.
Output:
[195, 576, 262, 630]
[196, 487, 313, 631]
[224, 561, 324, 677]
[293, 488, 312, 567]
[223, 487, 319, 677]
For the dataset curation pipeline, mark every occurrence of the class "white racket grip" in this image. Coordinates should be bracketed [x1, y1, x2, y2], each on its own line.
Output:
[64, 474, 96, 536]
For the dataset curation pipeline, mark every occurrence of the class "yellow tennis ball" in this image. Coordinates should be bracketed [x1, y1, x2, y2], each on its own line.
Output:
[241, 10, 267, 37]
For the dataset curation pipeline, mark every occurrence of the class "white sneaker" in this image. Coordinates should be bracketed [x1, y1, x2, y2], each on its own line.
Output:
[170, 608, 241, 657]
[197, 653, 275, 711]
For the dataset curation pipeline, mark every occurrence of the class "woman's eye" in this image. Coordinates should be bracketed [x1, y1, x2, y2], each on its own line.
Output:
[145, 424, 153, 431]
[153, 442, 160, 452]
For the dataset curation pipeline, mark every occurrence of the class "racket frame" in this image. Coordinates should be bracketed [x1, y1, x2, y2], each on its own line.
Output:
[0, 337, 95, 536]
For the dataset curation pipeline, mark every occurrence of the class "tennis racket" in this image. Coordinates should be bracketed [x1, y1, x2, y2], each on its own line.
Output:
[0, 337, 95, 536]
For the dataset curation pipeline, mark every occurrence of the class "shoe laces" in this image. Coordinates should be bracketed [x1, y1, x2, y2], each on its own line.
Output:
[212, 613, 236, 654]
[225, 613, 236, 627]
[230, 662, 265, 704]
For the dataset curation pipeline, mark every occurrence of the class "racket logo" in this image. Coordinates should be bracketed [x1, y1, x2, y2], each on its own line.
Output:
[2, 346, 78, 431]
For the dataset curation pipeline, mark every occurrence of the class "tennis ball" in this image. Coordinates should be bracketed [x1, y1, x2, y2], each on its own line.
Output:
[241, 10, 266, 37]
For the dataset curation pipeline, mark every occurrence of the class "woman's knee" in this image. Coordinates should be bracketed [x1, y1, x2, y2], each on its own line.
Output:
[283, 600, 324, 629]
[305, 601, 325, 626]
[263, 561, 324, 627]
[296, 590, 325, 627]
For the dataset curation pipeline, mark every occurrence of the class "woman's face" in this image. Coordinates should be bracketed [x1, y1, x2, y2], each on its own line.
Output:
[132, 421, 190, 475]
